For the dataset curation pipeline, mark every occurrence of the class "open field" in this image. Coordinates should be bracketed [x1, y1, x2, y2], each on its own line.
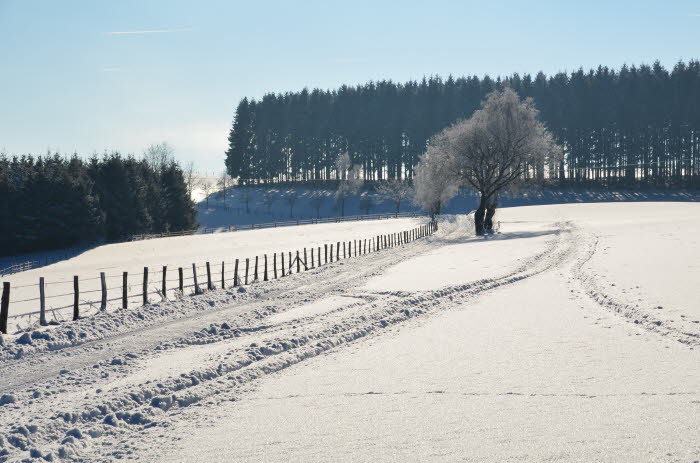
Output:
[2, 217, 423, 331]
[0, 202, 698, 462]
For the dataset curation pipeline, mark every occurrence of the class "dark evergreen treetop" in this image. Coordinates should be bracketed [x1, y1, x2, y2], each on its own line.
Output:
[0, 153, 197, 256]
[226, 60, 700, 187]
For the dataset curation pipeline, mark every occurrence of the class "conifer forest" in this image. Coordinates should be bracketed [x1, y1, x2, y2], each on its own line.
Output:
[226, 61, 700, 186]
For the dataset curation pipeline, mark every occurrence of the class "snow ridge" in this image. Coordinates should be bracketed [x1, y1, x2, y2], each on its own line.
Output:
[0, 220, 571, 462]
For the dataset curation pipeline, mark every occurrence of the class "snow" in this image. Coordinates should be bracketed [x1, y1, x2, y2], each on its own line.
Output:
[362, 215, 556, 292]
[267, 295, 363, 325]
[194, 184, 700, 230]
[3, 217, 423, 329]
[1, 201, 699, 462]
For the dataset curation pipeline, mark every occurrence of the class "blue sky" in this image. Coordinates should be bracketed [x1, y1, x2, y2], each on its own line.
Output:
[1, 0, 699, 172]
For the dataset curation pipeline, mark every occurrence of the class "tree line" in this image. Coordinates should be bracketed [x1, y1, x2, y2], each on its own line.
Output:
[0, 145, 197, 256]
[225, 60, 700, 187]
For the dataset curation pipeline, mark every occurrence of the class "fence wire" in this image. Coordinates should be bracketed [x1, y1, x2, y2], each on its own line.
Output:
[1, 222, 437, 332]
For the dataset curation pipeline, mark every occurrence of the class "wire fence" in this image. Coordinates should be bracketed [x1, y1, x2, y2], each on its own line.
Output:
[0, 221, 438, 335]
[0, 246, 96, 277]
[0, 212, 427, 279]
[131, 211, 428, 241]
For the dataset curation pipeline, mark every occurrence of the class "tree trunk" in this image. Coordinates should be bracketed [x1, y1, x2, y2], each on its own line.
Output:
[474, 194, 487, 235]
[484, 192, 498, 232]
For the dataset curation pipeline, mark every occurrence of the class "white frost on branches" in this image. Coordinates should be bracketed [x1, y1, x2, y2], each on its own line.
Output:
[413, 136, 460, 217]
[413, 88, 562, 233]
[335, 153, 363, 216]
[376, 179, 413, 214]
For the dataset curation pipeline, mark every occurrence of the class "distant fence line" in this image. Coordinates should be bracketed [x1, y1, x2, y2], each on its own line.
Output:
[0, 212, 428, 278]
[0, 221, 438, 335]
[131, 212, 429, 241]
[0, 246, 95, 278]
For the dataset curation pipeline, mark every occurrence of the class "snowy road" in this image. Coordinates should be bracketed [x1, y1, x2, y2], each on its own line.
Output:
[1, 203, 698, 462]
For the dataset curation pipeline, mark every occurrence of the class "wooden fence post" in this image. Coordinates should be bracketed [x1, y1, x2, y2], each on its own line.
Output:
[206, 262, 213, 290]
[274, 253, 278, 279]
[193, 263, 201, 294]
[234, 259, 239, 286]
[143, 267, 149, 305]
[325, 244, 328, 263]
[343, 241, 346, 259]
[39, 277, 47, 325]
[221, 261, 225, 289]
[281, 253, 286, 277]
[303, 248, 307, 268]
[245, 258, 250, 285]
[0, 282, 10, 334]
[100, 272, 107, 310]
[318, 247, 321, 265]
[311, 248, 315, 268]
[336, 242, 340, 260]
[288, 252, 292, 273]
[296, 251, 301, 273]
[330, 244, 334, 262]
[123, 272, 128, 309]
[254, 256, 259, 282]
[178, 267, 184, 294]
[264, 255, 268, 281]
[161, 266, 167, 301]
[73, 275, 80, 320]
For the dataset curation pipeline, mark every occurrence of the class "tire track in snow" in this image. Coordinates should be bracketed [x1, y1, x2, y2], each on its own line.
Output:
[570, 229, 700, 347]
[0, 222, 574, 462]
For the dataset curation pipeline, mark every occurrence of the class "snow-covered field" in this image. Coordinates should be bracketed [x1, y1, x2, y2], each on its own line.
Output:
[3, 217, 423, 329]
[1, 202, 699, 462]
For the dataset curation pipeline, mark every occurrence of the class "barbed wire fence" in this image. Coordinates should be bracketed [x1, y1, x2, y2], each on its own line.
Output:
[0, 212, 427, 278]
[0, 221, 438, 335]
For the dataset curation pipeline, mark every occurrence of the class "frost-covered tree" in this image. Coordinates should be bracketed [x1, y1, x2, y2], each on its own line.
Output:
[430, 88, 562, 234]
[334, 153, 363, 216]
[308, 190, 326, 218]
[217, 171, 233, 209]
[183, 161, 197, 199]
[240, 188, 253, 214]
[359, 192, 375, 214]
[284, 190, 299, 217]
[201, 178, 214, 210]
[376, 179, 413, 214]
[143, 142, 174, 174]
[261, 190, 276, 215]
[413, 136, 459, 218]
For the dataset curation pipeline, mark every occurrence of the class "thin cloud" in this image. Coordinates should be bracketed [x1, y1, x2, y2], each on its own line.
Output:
[105, 27, 195, 36]
[98, 67, 126, 73]
[689, 13, 700, 16]
[328, 58, 368, 64]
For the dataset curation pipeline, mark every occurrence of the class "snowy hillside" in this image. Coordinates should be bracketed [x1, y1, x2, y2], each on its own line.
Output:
[194, 184, 700, 229]
[0, 202, 699, 462]
[2, 217, 424, 330]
